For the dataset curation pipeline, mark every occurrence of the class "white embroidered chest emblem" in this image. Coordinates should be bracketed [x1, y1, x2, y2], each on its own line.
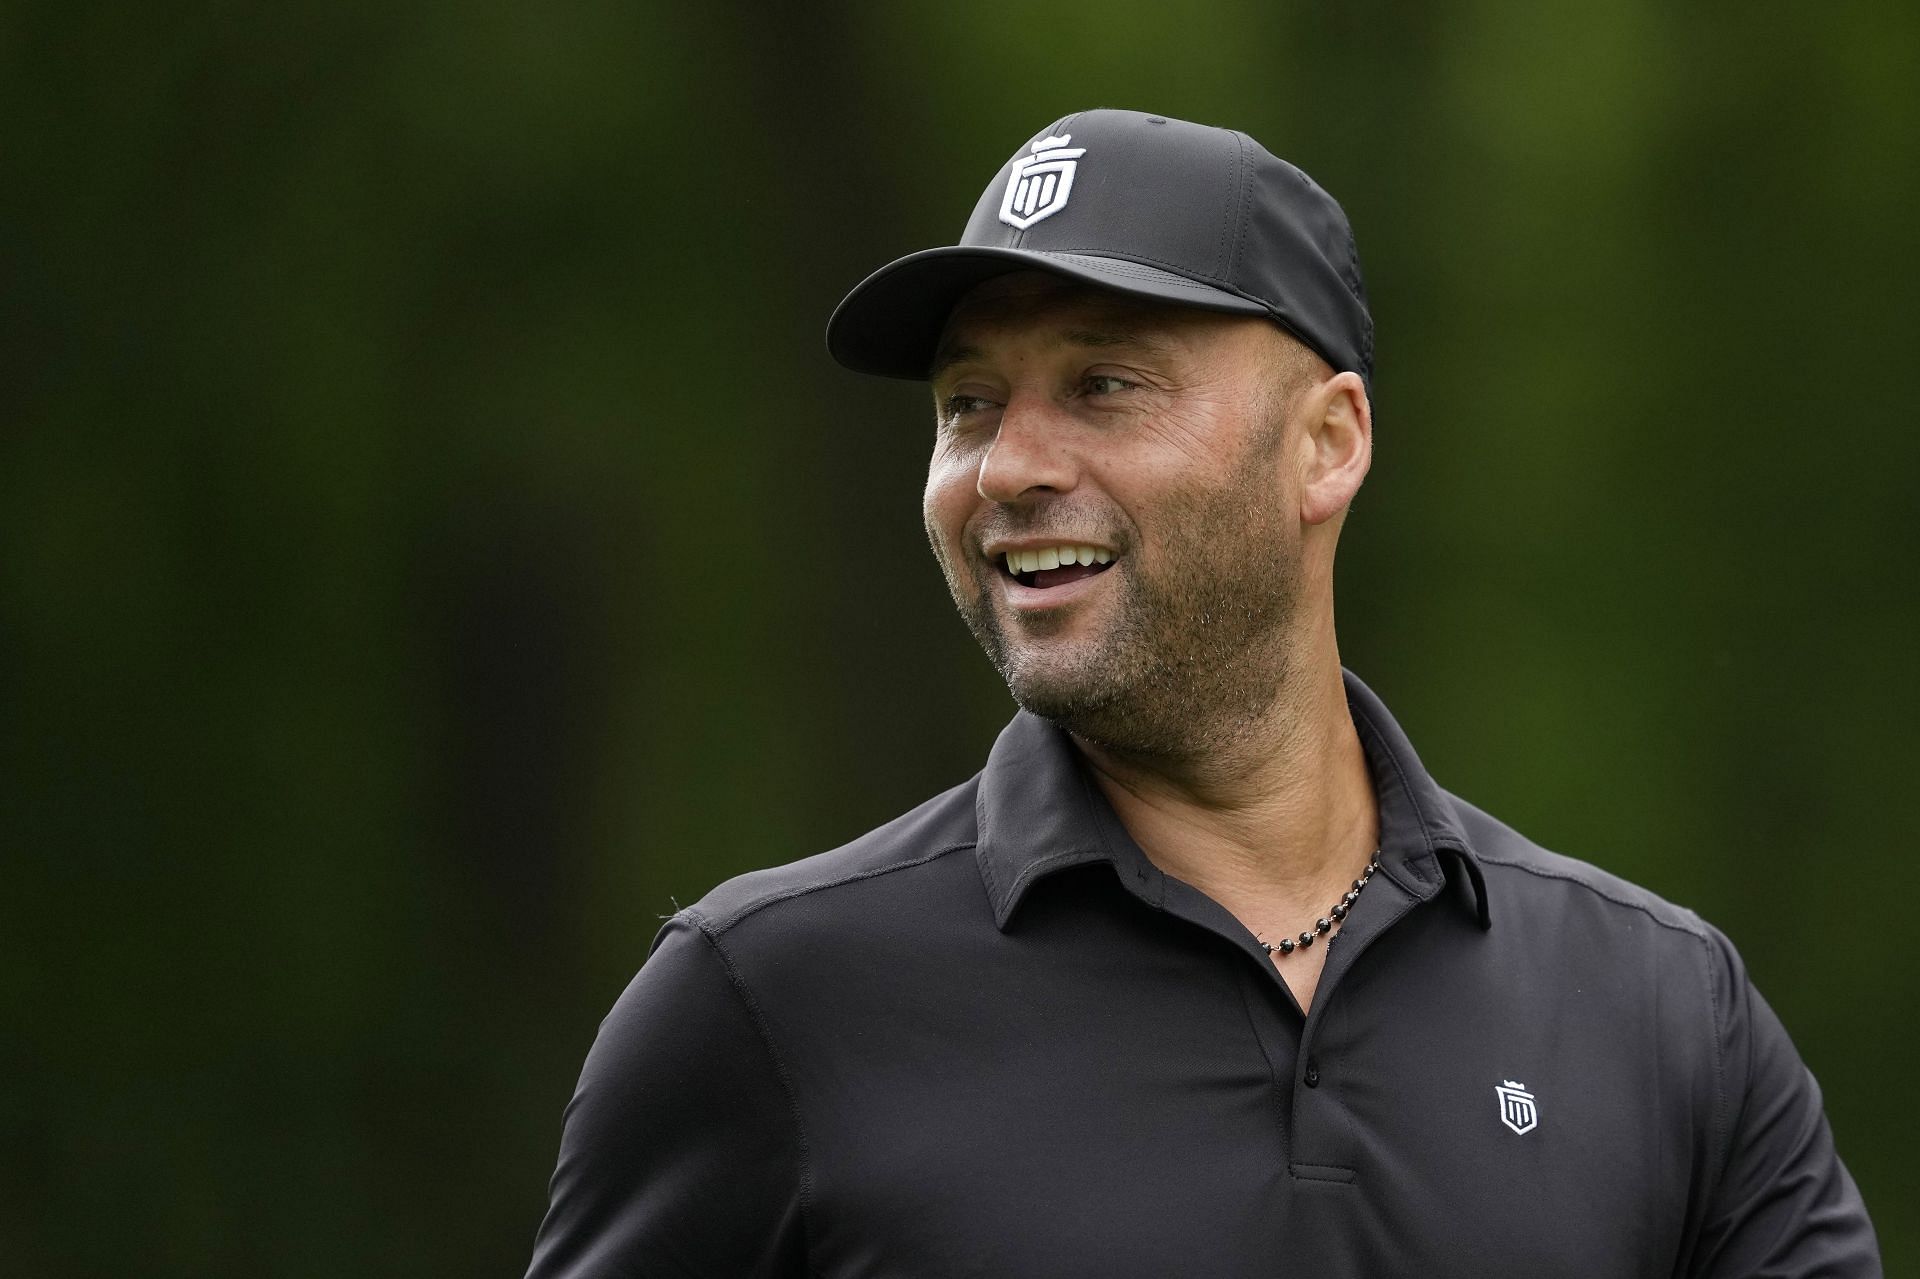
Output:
[1496, 1079, 1539, 1134]
[998, 133, 1088, 230]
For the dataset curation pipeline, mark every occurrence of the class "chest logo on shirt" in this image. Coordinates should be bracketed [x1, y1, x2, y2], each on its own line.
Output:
[1496, 1080, 1539, 1134]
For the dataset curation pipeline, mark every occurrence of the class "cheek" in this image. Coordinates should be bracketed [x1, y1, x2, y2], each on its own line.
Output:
[922, 450, 979, 563]
[1133, 395, 1241, 468]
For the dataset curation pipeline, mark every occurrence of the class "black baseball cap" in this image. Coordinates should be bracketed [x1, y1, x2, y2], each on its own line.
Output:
[826, 108, 1373, 384]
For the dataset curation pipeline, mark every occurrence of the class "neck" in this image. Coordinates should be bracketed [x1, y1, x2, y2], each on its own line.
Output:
[1072, 620, 1377, 906]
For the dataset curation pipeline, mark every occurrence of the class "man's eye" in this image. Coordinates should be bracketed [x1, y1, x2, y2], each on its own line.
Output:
[1084, 374, 1136, 396]
[942, 394, 996, 418]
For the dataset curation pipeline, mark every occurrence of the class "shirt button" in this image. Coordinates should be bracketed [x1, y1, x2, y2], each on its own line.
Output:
[1304, 1062, 1321, 1088]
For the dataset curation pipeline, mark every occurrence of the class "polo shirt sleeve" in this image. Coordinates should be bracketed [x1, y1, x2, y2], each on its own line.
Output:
[524, 912, 808, 1279]
[1687, 924, 1881, 1276]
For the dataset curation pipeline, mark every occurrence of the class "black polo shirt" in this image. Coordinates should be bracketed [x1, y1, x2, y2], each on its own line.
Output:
[526, 670, 1878, 1277]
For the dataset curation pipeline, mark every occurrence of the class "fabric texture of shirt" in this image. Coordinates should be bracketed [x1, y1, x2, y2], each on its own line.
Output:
[525, 669, 1879, 1277]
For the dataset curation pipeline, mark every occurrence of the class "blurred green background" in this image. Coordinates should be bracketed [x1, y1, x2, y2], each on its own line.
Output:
[4, 1, 1915, 1273]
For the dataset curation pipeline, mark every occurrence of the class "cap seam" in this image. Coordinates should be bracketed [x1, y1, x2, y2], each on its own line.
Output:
[1227, 130, 1254, 282]
[1040, 245, 1253, 297]
[1211, 130, 1238, 280]
[1044, 254, 1256, 295]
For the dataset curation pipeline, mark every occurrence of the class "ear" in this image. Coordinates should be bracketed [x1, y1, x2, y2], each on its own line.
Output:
[1298, 371, 1372, 526]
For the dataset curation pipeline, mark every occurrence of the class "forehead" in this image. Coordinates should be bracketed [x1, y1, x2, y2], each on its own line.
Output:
[932, 271, 1254, 375]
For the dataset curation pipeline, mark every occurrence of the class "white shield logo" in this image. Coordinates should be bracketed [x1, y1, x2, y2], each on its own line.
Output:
[998, 133, 1088, 230]
[1496, 1080, 1538, 1135]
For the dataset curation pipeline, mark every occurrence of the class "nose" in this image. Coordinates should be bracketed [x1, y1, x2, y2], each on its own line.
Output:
[976, 392, 1079, 503]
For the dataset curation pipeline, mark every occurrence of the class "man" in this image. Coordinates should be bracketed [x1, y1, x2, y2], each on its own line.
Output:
[526, 110, 1878, 1276]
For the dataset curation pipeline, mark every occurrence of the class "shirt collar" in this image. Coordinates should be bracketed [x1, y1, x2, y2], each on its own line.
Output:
[973, 666, 1491, 931]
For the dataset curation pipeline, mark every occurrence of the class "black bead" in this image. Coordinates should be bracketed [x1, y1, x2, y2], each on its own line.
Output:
[1353, 879, 1365, 891]
[1331, 903, 1348, 920]
[1344, 890, 1359, 904]
[1278, 938, 1295, 954]
[1315, 918, 1331, 934]
[1297, 932, 1314, 948]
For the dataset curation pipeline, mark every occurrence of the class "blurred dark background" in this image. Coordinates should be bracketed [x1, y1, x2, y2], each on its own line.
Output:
[4, 2, 1915, 1273]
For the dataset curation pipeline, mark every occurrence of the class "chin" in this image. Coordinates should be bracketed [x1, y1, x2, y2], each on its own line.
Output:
[999, 635, 1109, 698]
[1003, 661, 1136, 735]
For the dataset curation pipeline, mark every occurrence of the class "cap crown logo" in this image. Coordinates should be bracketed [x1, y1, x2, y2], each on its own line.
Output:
[1495, 1080, 1539, 1135]
[998, 133, 1087, 231]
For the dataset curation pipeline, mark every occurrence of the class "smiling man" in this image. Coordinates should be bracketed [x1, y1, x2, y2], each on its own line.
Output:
[525, 110, 1878, 1277]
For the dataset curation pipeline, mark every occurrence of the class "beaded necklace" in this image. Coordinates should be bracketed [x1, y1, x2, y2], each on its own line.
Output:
[1258, 851, 1381, 957]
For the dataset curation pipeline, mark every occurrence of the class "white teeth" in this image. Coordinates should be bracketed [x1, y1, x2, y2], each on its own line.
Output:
[1002, 545, 1115, 575]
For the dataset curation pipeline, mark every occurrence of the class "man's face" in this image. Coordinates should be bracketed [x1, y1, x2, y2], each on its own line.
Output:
[923, 272, 1316, 758]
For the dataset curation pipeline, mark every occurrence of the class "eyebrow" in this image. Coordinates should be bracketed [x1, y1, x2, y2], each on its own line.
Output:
[928, 343, 984, 382]
[928, 326, 1179, 382]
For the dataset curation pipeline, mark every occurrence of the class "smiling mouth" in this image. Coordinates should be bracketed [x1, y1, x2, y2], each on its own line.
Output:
[999, 544, 1116, 590]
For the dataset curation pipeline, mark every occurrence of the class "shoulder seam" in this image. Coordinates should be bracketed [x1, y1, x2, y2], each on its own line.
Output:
[683, 908, 816, 1270]
[1471, 851, 1709, 940]
[705, 842, 978, 934]
[1699, 925, 1731, 1196]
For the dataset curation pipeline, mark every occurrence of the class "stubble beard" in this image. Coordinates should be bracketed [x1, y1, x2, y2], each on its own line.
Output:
[942, 456, 1303, 764]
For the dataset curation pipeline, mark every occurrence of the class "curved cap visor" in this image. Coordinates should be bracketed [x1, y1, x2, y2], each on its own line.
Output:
[825, 245, 1267, 381]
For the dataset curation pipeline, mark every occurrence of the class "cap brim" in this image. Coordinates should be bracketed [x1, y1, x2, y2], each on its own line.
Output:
[825, 246, 1269, 380]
